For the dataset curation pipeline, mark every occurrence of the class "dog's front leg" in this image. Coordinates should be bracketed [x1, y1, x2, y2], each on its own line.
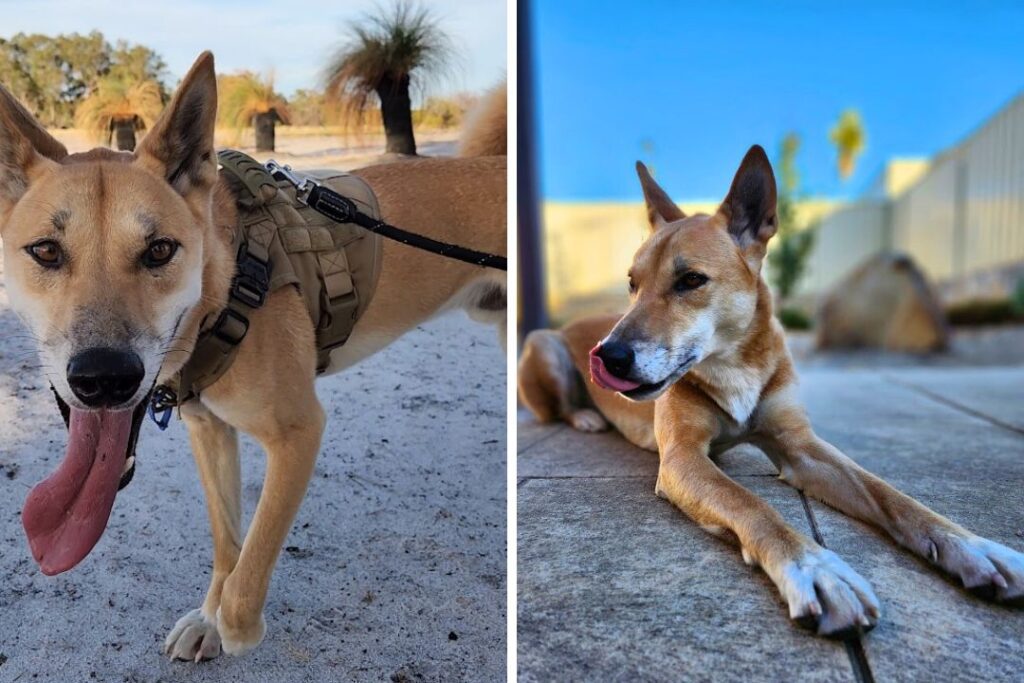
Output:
[755, 389, 1024, 605]
[214, 397, 326, 656]
[654, 397, 879, 637]
[164, 401, 242, 662]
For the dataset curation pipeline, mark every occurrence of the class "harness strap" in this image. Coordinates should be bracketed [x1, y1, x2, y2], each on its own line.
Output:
[171, 151, 278, 406]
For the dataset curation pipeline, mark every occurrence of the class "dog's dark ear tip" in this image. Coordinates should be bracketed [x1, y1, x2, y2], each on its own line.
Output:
[635, 160, 648, 176]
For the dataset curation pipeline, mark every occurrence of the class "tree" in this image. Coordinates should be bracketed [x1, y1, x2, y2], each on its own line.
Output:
[324, 0, 455, 155]
[0, 32, 168, 128]
[767, 133, 816, 303]
[75, 75, 164, 150]
[829, 109, 866, 180]
[218, 71, 291, 151]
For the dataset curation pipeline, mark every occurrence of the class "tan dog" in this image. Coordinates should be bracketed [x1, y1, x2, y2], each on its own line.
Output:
[0, 52, 505, 660]
[519, 146, 1024, 638]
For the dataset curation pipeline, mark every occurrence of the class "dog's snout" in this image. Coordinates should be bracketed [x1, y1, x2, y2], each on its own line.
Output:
[66, 348, 145, 408]
[597, 341, 635, 379]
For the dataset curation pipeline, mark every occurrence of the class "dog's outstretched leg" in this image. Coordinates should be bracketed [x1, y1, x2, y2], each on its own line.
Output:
[165, 402, 242, 662]
[754, 388, 1024, 605]
[215, 396, 326, 655]
[655, 390, 880, 638]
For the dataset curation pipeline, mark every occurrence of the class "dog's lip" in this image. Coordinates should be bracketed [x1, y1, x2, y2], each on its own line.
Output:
[621, 354, 698, 399]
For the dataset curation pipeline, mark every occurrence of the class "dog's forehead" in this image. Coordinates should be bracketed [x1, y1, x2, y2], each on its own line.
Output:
[28, 160, 187, 233]
[632, 213, 735, 275]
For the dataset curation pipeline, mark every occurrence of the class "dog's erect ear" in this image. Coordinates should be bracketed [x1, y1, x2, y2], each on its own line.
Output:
[636, 161, 685, 231]
[720, 145, 778, 252]
[136, 52, 218, 197]
[0, 84, 67, 208]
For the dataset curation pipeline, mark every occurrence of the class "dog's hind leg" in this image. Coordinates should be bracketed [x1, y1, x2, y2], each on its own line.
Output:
[754, 386, 1024, 606]
[518, 328, 608, 433]
[164, 401, 242, 662]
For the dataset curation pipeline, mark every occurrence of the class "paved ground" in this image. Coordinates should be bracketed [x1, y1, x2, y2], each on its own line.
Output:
[0, 298, 505, 681]
[518, 364, 1024, 682]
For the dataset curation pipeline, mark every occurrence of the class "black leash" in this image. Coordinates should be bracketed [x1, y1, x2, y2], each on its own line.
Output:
[266, 161, 507, 271]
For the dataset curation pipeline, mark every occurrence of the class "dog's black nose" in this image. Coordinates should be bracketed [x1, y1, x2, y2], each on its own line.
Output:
[66, 348, 145, 408]
[597, 341, 635, 379]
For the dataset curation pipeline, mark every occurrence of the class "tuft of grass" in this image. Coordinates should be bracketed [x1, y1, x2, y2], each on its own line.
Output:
[778, 307, 813, 331]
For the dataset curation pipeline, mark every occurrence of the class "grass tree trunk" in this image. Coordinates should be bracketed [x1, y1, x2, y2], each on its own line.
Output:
[254, 111, 277, 152]
[113, 119, 137, 151]
[376, 75, 416, 155]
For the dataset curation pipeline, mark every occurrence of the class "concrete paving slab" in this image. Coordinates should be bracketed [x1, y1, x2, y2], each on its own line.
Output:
[884, 366, 1024, 433]
[518, 475, 855, 682]
[795, 369, 1024, 480]
[516, 408, 565, 454]
[807, 489, 1024, 683]
[0, 312, 506, 683]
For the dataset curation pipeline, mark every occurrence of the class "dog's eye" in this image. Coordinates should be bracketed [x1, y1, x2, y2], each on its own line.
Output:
[142, 239, 178, 268]
[628, 276, 637, 294]
[26, 240, 64, 268]
[673, 272, 708, 292]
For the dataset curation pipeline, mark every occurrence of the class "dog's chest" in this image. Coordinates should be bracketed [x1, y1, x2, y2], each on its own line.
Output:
[692, 358, 765, 428]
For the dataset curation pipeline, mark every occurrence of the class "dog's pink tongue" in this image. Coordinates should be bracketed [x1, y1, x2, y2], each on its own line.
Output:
[589, 345, 641, 392]
[22, 408, 132, 575]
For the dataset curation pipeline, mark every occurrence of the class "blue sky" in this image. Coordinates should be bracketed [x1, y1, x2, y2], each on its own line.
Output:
[533, 0, 1024, 201]
[0, 0, 505, 98]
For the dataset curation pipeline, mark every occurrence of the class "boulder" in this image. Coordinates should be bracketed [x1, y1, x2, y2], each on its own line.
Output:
[816, 252, 949, 353]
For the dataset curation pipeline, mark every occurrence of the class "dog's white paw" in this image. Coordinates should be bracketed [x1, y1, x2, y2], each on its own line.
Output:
[569, 409, 607, 433]
[164, 608, 222, 662]
[217, 607, 267, 656]
[774, 548, 880, 639]
[927, 534, 1024, 605]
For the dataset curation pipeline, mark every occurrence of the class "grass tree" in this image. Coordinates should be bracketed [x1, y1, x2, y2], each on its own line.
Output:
[324, 0, 455, 155]
[219, 71, 291, 151]
[829, 109, 866, 180]
[74, 75, 163, 151]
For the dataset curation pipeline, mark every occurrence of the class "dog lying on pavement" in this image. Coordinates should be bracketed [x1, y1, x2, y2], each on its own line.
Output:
[518, 145, 1024, 637]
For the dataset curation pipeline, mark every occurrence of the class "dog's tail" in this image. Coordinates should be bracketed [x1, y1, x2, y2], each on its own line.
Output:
[459, 80, 506, 157]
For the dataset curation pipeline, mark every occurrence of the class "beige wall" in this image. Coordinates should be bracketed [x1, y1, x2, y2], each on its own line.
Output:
[542, 199, 841, 321]
[805, 92, 1024, 299]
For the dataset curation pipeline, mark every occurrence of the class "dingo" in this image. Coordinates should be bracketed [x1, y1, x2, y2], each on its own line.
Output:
[0, 53, 505, 660]
[519, 146, 1023, 638]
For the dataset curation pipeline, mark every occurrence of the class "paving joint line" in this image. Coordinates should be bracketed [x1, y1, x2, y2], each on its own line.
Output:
[516, 425, 567, 456]
[884, 375, 1024, 438]
[799, 492, 876, 683]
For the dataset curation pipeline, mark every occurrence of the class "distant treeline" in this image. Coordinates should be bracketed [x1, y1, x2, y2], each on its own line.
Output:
[0, 31, 168, 128]
[0, 31, 477, 131]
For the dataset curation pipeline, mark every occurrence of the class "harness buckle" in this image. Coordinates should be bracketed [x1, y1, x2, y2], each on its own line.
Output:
[232, 245, 270, 308]
[212, 308, 250, 346]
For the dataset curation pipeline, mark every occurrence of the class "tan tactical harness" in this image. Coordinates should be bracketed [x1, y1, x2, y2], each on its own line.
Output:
[168, 150, 383, 404]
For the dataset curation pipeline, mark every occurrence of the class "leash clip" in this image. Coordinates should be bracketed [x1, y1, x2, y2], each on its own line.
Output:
[148, 385, 178, 431]
[265, 159, 320, 206]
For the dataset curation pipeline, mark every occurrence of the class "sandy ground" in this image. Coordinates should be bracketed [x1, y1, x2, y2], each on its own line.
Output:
[50, 127, 461, 171]
[0, 252, 506, 677]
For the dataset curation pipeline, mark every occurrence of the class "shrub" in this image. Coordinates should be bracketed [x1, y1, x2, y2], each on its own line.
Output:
[778, 307, 812, 330]
[946, 298, 1021, 327]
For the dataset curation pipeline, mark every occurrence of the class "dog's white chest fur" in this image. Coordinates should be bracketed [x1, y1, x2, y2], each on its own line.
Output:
[692, 355, 765, 426]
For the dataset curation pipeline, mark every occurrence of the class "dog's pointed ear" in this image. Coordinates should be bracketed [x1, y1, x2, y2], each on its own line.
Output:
[720, 145, 778, 253]
[636, 161, 685, 231]
[0, 84, 67, 208]
[136, 52, 218, 197]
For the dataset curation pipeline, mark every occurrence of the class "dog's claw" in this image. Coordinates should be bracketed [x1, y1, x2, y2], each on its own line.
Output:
[165, 608, 222, 663]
